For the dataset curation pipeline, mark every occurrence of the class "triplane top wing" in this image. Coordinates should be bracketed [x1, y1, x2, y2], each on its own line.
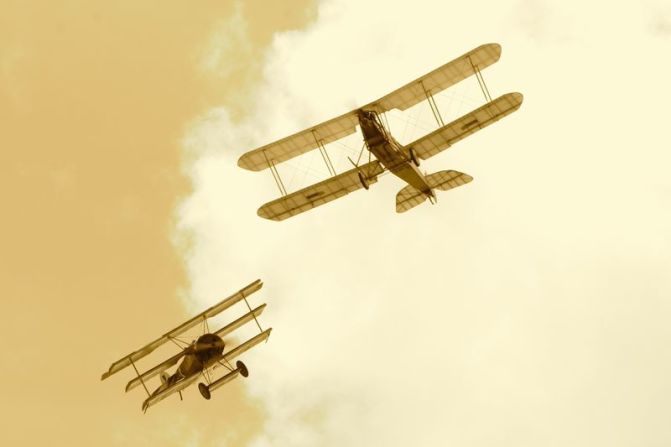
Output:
[238, 43, 523, 220]
[101, 279, 272, 412]
[238, 43, 502, 172]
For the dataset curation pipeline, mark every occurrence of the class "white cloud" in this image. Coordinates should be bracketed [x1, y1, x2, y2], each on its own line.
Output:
[178, 0, 671, 445]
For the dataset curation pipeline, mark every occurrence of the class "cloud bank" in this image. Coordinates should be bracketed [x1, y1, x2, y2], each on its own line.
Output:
[178, 1, 671, 445]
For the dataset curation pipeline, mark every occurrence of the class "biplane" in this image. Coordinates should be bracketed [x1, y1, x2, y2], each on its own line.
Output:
[101, 279, 271, 412]
[238, 43, 523, 221]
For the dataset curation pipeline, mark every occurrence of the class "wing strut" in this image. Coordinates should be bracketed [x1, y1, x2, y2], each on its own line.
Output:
[312, 130, 337, 177]
[421, 80, 445, 127]
[468, 55, 493, 103]
[241, 289, 265, 337]
[129, 358, 151, 398]
[263, 150, 288, 196]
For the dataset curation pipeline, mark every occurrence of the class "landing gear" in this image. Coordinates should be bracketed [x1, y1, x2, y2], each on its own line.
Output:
[358, 172, 370, 190]
[237, 360, 249, 378]
[198, 383, 211, 400]
[409, 148, 420, 167]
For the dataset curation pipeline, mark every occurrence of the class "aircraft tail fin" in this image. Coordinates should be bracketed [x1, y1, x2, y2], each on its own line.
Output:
[395, 170, 473, 213]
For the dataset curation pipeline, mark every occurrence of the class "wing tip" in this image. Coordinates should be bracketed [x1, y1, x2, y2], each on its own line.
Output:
[509, 91, 524, 103]
[237, 156, 263, 172]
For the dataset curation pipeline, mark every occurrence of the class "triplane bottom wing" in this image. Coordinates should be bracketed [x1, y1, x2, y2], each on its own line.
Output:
[141, 329, 272, 411]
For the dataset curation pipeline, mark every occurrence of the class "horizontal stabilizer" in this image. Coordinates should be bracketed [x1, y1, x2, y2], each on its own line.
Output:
[425, 170, 473, 191]
[396, 170, 472, 213]
[396, 185, 427, 213]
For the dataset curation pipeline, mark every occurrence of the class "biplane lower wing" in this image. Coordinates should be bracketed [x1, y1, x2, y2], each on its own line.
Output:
[102, 279, 263, 381]
[258, 160, 385, 221]
[405, 92, 523, 161]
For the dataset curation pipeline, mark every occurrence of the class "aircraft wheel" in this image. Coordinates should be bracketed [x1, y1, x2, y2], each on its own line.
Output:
[237, 360, 249, 378]
[409, 148, 420, 167]
[358, 172, 370, 190]
[198, 382, 211, 400]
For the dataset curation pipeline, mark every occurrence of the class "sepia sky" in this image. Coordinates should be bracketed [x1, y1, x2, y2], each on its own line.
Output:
[3, 0, 671, 446]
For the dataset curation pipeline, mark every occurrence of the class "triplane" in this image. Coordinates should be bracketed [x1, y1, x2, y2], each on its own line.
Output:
[238, 43, 523, 221]
[101, 279, 271, 412]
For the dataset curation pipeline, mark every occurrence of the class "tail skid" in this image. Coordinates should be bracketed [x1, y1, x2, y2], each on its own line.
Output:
[395, 170, 473, 213]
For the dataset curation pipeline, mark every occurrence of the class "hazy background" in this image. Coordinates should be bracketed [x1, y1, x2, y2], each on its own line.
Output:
[1, 1, 313, 445]
[3, 0, 670, 446]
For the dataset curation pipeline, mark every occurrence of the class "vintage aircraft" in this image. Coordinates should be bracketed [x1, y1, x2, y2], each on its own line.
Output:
[238, 43, 523, 221]
[101, 279, 272, 412]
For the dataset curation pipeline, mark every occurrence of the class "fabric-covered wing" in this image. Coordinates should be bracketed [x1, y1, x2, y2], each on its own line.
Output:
[125, 350, 184, 392]
[366, 43, 502, 112]
[142, 330, 272, 410]
[238, 112, 359, 171]
[221, 329, 272, 363]
[257, 160, 385, 221]
[125, 304, 268, 392]
[142, 374, 200, 412]
[101, 279, 263, 381]
[238, 43, 501, 171]
[405, 92, 523, 160]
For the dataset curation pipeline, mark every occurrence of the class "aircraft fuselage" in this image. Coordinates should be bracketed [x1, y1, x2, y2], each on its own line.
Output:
[357, 110, 435, 200]
[149, 333, 225, 396]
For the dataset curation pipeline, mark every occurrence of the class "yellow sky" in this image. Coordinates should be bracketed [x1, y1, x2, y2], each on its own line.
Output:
[1, 1, 314, 445]
[3, 0, 671, 446]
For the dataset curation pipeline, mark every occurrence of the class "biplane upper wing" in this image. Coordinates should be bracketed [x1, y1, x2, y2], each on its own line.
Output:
[101, 279, 263, 381]
[238, 43, 501, 171]
[257, 160, 385, 221]
[238, 111, 360, 171]
[125, 303, 268, 392]
[405, 92, 523, 160]
[365, 43, 501, 112]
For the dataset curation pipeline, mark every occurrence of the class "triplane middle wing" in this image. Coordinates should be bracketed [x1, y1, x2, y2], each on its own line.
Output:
[101, 279, 272, 412]
[238, 43, 524, 221]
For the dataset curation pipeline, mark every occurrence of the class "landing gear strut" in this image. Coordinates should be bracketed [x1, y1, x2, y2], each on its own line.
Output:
[409, 148, 420, 167]
[358, 172, 370, 190]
